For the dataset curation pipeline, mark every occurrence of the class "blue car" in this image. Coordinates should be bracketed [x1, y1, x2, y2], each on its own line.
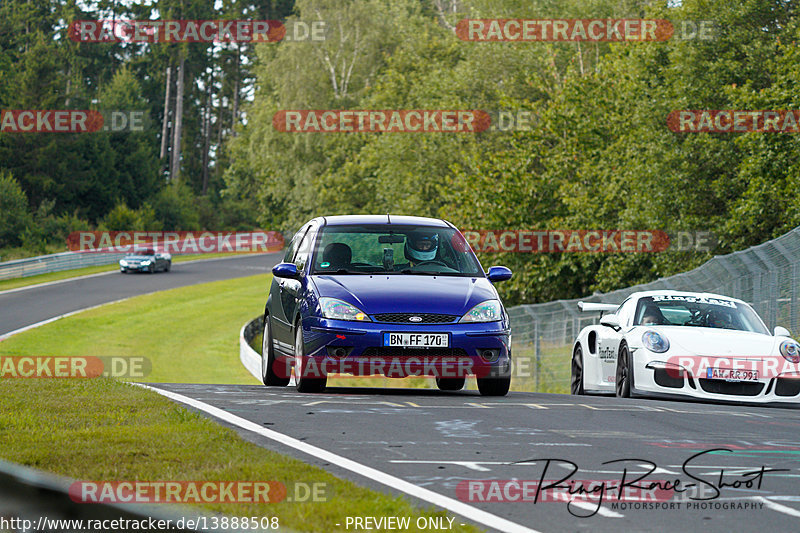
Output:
[261, 215, 513, 395]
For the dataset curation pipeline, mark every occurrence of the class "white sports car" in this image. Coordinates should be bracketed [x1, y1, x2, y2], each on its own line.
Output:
[571, 290, 800, 404]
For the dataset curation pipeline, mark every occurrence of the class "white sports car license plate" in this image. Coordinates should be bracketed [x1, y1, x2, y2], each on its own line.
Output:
[706, 367, 759, 382]
[383, 333, 449, 348]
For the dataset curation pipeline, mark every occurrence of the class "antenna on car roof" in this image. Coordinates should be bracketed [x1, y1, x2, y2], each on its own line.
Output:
[387, 213, 391, 224]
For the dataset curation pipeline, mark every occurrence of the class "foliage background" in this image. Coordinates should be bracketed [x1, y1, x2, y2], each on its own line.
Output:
[2, 0, 799, 304]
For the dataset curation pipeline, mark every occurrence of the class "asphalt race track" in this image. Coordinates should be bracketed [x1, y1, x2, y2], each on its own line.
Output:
[0, 252, 281, 338]
[148, 384, 800, 533]
[3, 255, 800, 532]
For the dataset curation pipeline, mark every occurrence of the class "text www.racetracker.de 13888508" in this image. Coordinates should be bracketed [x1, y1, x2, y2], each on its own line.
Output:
[0, 515, 280, 532]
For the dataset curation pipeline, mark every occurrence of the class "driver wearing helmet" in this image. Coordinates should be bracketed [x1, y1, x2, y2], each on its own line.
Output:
[404, 231, 439, 267]
[706, 308, 734, 329]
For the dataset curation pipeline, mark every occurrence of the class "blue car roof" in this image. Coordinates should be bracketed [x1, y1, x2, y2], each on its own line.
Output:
[317, 215, 451, 228]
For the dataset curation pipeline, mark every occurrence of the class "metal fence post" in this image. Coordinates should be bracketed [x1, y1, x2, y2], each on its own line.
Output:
[534, 319, 540, 392]
[505, 226, 800, 393]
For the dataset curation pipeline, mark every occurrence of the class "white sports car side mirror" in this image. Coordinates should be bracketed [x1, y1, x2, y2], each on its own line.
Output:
[774, 326, 791, 337]
[600, 314, 620, 329]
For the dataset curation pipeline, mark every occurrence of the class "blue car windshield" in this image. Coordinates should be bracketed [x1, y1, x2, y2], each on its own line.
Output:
[311, 225, 483, 276]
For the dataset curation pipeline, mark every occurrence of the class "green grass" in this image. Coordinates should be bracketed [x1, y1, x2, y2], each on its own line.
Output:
[0, 244, 67, 262]
[0, 274, 269, 383]
[509, 347, 571, 394]
[0, 274, 481, 532]
[0, 379, 477, 532]
[0, 252, 259, 294]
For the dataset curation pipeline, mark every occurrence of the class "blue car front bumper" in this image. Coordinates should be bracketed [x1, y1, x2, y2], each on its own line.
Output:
[296, 317, 511, 379]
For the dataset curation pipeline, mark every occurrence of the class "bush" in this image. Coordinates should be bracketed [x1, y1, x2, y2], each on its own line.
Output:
[102, 203, 139, 231]
[0, 170, 33, 248]
[151, 184, 200, 231]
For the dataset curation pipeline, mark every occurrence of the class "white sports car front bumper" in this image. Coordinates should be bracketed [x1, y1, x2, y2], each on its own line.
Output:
[631, 353, 800, 405]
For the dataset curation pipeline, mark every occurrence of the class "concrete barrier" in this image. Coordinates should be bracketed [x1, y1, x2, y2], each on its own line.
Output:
[240, 315, 264, 382]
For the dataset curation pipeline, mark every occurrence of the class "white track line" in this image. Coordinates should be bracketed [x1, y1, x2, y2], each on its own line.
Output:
[138, 384, 543, 533]
[0, 254, 281, 341]
[0, 253, 277, 297]
[0, 296, 138, 342]
[0, 270, 117, 296]
[754, 496, 800, 518]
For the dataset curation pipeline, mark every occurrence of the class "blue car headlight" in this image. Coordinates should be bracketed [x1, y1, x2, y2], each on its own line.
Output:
[642, 330, 670, 353]
[319, 297, 371, 321]
[460, 300, 502, 323]
[142, 260, 152, 266]
[780, 340, 800, 363]
[119, 260, 128, 266]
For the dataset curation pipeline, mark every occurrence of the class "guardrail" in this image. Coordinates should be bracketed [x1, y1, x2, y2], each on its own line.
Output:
[0, 458, 230, 532]
[0, 251, 125, 281]
[509, 225, 800, 392]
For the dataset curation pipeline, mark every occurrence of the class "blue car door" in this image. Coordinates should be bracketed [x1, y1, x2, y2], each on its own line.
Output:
[269, 224, 312, 348]
[280, 224, 316, 342]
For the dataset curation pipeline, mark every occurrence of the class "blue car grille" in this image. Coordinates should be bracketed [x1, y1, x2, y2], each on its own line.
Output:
[373, 313, 458, 324]
[362, 347, 469, 358]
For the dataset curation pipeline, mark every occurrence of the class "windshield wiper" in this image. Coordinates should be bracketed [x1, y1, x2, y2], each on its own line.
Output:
[399, 269, 455, 276]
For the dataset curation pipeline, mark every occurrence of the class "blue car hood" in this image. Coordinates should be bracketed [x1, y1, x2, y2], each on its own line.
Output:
[311, 275, 497, 316]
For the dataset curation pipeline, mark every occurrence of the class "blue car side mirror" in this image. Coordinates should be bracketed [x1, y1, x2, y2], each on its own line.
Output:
[486, 266, 512, 282]
[272, 262, 300, 279]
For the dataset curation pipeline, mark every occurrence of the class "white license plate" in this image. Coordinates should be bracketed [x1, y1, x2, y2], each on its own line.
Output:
[383, 333, 449, 348]
[706, 367, 759, 382]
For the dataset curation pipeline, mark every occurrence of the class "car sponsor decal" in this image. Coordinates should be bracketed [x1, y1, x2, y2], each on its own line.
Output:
[651, 295, 736, 308]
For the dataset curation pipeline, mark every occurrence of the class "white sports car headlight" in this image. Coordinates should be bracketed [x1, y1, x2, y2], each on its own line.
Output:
[642, 330, 670, 353]
[119, 260, 128, 266]
[319, 297, 371, 321]
[780, 340, 800, 363]
[460, 300, 502, 323]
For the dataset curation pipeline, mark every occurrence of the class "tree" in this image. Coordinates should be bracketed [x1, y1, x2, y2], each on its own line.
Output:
[0, 171, 32, 248]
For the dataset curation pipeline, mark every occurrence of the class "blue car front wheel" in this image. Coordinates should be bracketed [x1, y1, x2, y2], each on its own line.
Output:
[294, 325, 326, 393]
[262, 315, 290, 387]
[477, 376, 510, 396]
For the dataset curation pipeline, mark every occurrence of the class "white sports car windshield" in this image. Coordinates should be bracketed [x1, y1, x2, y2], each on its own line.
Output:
[633, 295, 769, 335]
